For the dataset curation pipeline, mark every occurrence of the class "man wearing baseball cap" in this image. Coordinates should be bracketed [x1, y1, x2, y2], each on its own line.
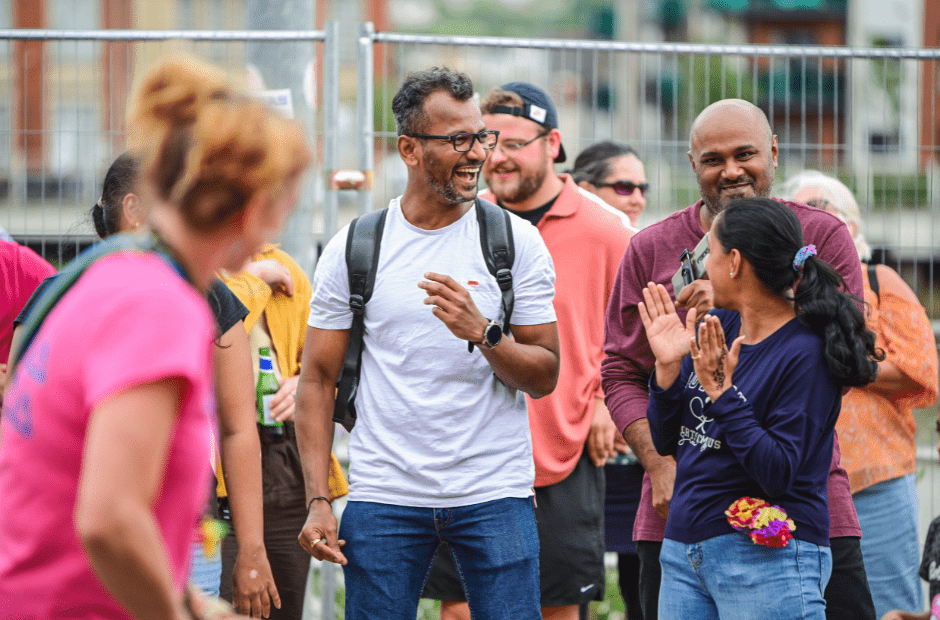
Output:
[421, 82, 634, 620]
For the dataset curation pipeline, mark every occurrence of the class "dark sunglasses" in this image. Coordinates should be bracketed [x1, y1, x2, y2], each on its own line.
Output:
[596, 180, 649, 197]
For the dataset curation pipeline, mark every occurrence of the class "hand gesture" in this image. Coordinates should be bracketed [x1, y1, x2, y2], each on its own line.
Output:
[268, 375, 299, 423]
[298, 501, 347, 565]
[586, 398, 628, 467]
[418, 272, 487, 343]
[690, 314, 744, 402]
[638, 283, 697, 368]
[183, 584, 252, 620]
[245, 260, 294, 297]
[231, 548, 280, 618]
[675, 279, 714, 318]
[650, 457, 676, 521]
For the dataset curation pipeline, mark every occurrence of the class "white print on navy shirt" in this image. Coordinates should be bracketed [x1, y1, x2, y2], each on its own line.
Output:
[677, 372, 722, 452]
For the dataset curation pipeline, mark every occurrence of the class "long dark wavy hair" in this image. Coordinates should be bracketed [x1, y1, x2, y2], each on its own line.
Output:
[713, 197, 882, 386]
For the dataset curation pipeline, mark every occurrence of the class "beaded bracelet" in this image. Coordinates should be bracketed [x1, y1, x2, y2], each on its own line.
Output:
[307, 496, 333, 512]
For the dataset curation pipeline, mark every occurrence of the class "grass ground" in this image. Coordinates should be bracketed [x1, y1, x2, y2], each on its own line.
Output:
[307, 560, 629, 620]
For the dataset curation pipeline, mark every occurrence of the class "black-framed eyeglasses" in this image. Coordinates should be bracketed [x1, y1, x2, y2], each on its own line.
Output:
[498, 128, 551, 152]
[408, 129, 499, 152]
[596, 180, 649, 197]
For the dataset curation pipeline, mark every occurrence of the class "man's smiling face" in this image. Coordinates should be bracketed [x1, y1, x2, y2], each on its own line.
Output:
[689, 103, 778, 218]
[416, 91, 489, 206]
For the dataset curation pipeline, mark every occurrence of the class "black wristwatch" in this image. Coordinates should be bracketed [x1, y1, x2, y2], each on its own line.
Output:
[480, 318, 503, 350]
[469, 318, 503, 351]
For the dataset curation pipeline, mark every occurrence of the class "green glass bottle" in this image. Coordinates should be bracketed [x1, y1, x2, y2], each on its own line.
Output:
[256, 347, 284, 435]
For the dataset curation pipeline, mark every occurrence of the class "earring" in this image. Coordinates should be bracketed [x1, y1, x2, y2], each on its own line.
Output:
[730, 271, 735, 278]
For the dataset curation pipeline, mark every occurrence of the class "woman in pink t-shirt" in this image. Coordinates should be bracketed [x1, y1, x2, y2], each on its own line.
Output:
[0, 55, 311, 620]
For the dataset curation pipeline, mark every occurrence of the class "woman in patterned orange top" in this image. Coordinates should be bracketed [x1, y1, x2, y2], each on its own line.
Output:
[784, 170, 939, 620]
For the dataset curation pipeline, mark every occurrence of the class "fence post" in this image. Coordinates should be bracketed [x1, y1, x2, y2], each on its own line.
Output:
[322, 20, 340, 248]
[357, 22, 375, 217]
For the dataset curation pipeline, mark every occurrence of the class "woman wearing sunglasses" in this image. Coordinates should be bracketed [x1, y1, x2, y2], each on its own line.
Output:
[572, 141, 648, 228]
[642, 197, 881, 619]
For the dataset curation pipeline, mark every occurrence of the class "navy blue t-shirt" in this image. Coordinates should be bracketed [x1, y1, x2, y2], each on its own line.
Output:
[648, 309, 841, 547]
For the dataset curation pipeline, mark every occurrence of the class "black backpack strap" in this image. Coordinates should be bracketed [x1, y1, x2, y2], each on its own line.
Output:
[9, 232, 159, 375]
[471, 197, 514, 352]
[333, 208, 387, 432]
[867, 263, 880, 304]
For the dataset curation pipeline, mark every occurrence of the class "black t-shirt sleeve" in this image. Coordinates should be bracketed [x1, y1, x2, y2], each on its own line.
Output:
[207, 278, 249, 336]
[14, 275, 56, 326]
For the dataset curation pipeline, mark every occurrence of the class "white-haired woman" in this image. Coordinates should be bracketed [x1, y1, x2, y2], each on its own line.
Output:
[784, 171, 939, 620]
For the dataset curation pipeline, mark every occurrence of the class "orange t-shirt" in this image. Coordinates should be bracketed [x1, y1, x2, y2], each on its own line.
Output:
[837, 264, 939, 494]
[485, 175, 633, 486]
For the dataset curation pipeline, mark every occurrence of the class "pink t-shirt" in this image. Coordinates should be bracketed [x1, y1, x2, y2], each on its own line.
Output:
[0, 252, 216, 619]
[0, 239, 56, 364]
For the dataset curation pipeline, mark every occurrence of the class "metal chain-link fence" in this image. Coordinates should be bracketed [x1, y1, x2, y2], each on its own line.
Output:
[358, 32, 940, 315]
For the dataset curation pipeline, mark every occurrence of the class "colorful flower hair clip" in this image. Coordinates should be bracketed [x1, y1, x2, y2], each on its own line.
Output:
[725, 496, 796, 548]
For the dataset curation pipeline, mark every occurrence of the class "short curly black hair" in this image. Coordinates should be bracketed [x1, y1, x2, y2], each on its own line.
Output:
[391, 67, 474, 137]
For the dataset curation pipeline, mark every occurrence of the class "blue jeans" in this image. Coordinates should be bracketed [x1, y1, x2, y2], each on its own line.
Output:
[853, 474, 922, 620]
[659, 534, 832, 620]
[339, 497, 540, 620]
[190, 540, 222, 597]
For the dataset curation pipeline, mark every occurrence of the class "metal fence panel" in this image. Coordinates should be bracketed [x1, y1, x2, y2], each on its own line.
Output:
[360, 32, 940, 321]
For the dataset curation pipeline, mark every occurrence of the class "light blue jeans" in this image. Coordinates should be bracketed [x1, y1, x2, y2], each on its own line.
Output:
[853, 474, 922, 619]
[659, 533, 832, 620]
[339, 497, 541, 620]
[189, 540, 222, 597]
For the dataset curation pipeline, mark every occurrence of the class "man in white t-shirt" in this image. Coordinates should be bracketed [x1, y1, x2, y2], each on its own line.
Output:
[294, 67, 560, 620]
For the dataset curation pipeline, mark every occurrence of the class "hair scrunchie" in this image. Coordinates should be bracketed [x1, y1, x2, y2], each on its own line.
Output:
[793, 244, 817, 273]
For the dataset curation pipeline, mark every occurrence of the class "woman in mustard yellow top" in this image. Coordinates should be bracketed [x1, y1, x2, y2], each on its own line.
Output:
[785, 171, 939, 620]
[221, 244, 347, 620]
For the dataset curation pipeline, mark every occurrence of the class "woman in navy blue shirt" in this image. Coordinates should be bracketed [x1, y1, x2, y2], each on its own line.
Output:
[640, 197, 880, 620]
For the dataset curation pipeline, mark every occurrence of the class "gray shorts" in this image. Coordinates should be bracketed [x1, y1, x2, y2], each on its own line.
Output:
[421, 448, 606, 607]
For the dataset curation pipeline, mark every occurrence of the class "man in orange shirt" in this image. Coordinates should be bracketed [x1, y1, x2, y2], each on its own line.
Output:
[422, 82, 633, 620]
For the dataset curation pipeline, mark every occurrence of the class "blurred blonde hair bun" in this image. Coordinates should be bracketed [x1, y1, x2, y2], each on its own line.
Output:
[127, 54, 311, 232]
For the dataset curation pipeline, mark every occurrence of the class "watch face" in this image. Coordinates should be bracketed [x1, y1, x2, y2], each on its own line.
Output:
[485, 322, 502, 346]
